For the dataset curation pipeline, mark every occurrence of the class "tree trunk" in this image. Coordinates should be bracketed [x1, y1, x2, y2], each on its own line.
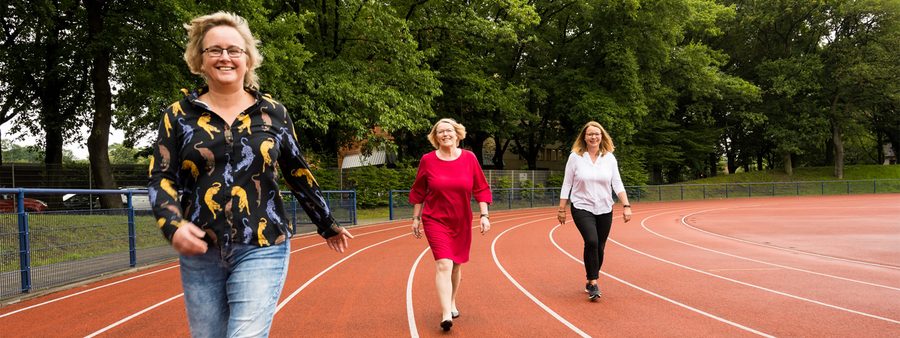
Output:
[782, 152, 793, 176]
[85, 0, 119, 208]
[832, 121, 844, 179]
[470, 130, 489, 166]
[650, 164, 663, 185]
[491, 139, 510, 170]
[708, 153, 718, 177]
[726, 147, 736, 174]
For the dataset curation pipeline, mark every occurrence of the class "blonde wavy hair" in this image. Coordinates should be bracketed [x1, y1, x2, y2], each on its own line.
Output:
[183, 12, 263, 89]
[427, 118, 466, 149]
[571, 121, 615, 156]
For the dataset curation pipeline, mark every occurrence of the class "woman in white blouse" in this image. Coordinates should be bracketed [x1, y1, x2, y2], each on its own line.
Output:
[557, 121, 632, 301]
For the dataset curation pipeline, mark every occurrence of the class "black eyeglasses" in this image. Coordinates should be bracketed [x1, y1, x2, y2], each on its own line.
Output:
[202, 46, 245, 58]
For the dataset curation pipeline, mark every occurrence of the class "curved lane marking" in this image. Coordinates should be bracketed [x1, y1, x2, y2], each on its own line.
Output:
[0, 223, 412, 317]
[660, 209, 900, 290]
[680, 207, 900, 270]
[84, 294, 184, 338]
[406, 247, 430, 338]
[0, 265, 179, 319]
[404, 210, 558, 337]
[613, 210, 900, 325]
[492, 217, 591, 337]
[550, 225, 774, 337]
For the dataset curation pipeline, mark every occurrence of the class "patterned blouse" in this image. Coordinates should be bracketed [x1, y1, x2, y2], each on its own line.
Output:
[148, 87, 342, 250]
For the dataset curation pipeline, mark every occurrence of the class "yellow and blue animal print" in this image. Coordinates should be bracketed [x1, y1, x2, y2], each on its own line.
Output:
[148, 87, 343, 247]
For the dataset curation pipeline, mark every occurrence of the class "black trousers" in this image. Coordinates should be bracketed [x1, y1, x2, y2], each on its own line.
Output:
[571, 206, 613, 280]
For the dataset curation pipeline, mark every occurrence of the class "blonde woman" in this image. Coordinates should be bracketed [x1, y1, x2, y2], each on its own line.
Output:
[409, 118, 493, 331]
[557, 121, 632, 301]
[148, 12, 352, 337]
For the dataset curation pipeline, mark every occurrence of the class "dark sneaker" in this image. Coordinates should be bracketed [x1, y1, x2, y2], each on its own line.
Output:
[587, 284, 601, 301]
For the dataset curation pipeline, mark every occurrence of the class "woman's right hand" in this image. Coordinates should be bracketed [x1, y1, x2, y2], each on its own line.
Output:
[412, 217, 422, 239]
[557, 209, 566, 225]
[172, 221, 208, 256]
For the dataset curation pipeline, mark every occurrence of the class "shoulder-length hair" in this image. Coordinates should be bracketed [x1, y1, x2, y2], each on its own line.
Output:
[571, 121, 615, 156]
[183, 11, 263, 89]
[427, 118, 466, 149]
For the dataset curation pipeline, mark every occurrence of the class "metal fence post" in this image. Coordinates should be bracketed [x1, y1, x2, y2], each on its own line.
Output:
[292, 197, 298, 234]
[127, 191, 137, 267]
[680, 185, 684, 200]
[17, 188, 31, 293]
[388, 190, 394, 220]
[703, 185, 706, 199]
[350, 191, 357, 225]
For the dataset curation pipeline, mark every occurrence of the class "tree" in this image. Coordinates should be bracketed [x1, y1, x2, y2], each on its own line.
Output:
[403, 0, 538, 167]
[817, 0, 900, 177]
[0, 1, 90, 170]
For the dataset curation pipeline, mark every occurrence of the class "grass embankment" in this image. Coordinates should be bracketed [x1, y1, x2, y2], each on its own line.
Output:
[687, 165, 900, 184]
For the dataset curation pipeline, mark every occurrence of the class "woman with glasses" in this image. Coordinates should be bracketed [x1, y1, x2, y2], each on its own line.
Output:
[409, 118, 493, 332]
[557, 121, 632, 301]
[148, 12, 353, 337]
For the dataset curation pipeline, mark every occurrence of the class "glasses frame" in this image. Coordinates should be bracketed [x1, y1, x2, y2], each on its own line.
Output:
[202, 46, 245, 58]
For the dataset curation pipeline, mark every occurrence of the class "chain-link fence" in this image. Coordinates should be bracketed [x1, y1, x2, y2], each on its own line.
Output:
[0, 188, 355, 300]
[389, 179, 900, 220]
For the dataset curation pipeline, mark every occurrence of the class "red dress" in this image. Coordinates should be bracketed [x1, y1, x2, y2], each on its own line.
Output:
[409, 150, 493, 263]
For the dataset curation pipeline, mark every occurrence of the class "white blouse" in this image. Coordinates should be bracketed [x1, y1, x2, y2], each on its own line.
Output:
[559, 151, 626, 215]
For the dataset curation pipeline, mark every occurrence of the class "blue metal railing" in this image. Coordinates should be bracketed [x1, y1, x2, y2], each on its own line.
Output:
[0, 187, 356, 299]
[388, 179, 900, 220]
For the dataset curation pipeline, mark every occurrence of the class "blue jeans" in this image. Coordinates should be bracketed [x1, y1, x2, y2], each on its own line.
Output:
[179, 241, 290, 338]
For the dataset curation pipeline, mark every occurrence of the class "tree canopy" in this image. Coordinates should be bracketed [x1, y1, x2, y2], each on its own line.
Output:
[2, 0, 898, 186]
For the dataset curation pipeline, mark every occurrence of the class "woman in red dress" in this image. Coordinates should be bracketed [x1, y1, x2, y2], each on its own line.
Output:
[409, 118, 493, 331]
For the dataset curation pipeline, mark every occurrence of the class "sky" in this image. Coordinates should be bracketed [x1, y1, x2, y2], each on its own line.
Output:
[2, 124, 135, 160]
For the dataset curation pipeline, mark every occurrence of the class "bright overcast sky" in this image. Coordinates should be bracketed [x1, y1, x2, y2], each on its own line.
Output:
[1, 124, 137, 160]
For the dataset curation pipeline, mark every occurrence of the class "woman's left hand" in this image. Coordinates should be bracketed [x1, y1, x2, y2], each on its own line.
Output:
[326, 227, 354, 253]
[623, 207, 632, 223]
[480, 217, 491, 234]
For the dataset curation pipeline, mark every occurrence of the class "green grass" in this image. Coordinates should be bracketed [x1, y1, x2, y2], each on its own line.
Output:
[355, 206, 390, 223]
[1, 213, 166, 272]
[686, 165, 900, 184]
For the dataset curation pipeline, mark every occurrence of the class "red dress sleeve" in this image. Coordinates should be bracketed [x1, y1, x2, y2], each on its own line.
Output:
[470, 151, 492, 204]
[409, 153, 430, 204]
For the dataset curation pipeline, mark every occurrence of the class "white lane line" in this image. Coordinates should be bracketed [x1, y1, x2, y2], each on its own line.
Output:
[403, 210, 560, 337]
[492, 217, 590, 338]
[0, 265, 179, 318]
[406, 247, 430, 338]
[674, 211, 900, 289]
[65, 224, 416, 334]
[707, 268, 782, 272]
[275, 233, 410, 313]
[550, 225, 774, 337]
[681, 208, 900, 271]
[612, 211, 900, 325]
[0, 222, 412, 317]
[84, 294, 184, 338]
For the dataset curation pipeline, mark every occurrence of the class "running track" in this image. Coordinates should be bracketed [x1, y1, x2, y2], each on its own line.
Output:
[2, 194, 899, 337]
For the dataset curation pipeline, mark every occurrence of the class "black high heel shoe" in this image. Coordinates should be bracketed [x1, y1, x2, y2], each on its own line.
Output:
[440, 319, 453, 331]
